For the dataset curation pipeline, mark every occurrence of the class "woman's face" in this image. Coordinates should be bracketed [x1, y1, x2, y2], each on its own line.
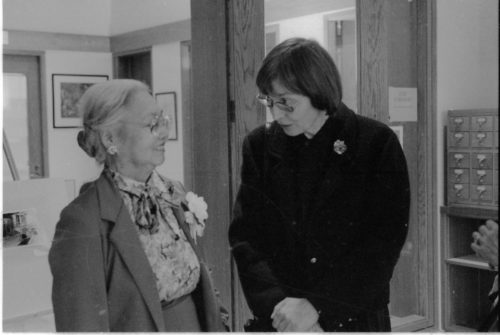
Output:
[266, 80, 323, 137]
[113, 91, 169, 181]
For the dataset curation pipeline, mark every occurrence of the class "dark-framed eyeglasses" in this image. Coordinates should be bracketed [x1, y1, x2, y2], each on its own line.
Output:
[149, 109, 171, 137]
[256, 94, 294, 113]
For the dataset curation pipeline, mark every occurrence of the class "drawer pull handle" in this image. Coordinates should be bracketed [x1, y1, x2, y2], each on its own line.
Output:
[476, 186, 486, 199]
[454, 184, 464, 197]
[476, 117, 487, 128]
[453, 154, 464, 165]
[454, 169, 464, 182]
[476, 133, 486, 143]
[453, 118, 464, 128]
[454, 133, 464, 143]
[476, 154, 487, 167]
[477, 170, 486, 183]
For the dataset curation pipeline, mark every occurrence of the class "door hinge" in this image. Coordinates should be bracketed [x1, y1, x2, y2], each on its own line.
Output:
[228, 100, 236, 123]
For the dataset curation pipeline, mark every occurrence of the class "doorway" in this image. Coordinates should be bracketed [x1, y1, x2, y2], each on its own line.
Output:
[3, 54, 46, 180]
[114, 49, 153, 89]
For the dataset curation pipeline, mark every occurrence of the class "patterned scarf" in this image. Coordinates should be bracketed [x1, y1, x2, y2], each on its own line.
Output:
[106, 168, 201, 303]
[107, 169, 178, 234]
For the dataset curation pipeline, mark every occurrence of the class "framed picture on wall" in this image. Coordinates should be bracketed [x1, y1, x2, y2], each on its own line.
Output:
[52, 74, 108, 128]
[155, 91, 178, 140]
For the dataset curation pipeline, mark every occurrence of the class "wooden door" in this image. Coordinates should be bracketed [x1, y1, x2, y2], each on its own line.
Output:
[191, 0, 264, 331]
[191, 0, 436, 331]
[357, 0, 436, 331]
[181, 41, 194, 191]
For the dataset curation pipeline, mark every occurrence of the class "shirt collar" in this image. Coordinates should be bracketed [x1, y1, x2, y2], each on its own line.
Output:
[108, 168, 168, 198]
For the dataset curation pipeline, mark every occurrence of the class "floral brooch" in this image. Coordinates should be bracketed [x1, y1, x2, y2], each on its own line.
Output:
[333, 139, 347, 155]
[182, 191, 208, 243]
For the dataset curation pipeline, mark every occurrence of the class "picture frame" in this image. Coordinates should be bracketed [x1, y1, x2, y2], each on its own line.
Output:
[155, 91, 178, 140]
[52, 74, 109, 128]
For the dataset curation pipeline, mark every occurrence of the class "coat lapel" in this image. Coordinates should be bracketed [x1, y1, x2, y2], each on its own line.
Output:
[309, 105, 358, 222]
[171, 205, 226, 331]
[95, 172, 165, 331]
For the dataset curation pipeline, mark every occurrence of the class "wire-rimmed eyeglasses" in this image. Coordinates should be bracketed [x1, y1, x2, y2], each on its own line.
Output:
[149, 109, 171, 137]
[256, 94, 294, 113]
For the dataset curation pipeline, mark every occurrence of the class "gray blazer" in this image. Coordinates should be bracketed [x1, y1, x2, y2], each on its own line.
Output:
[49, 171, 227, 332]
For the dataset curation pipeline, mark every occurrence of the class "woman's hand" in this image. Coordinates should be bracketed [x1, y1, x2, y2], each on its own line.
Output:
[308, 322, 324, 332]
[271, 297, 319, 332]
[471, 220, 498, 268]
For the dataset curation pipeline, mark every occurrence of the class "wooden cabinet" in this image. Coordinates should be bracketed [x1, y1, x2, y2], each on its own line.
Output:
[447, 109, 498, 208]
[441, 206, 498, 331]
[442, 109, 498, 331]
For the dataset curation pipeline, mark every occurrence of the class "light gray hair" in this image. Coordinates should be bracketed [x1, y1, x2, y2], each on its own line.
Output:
[76, 79, 150, 164]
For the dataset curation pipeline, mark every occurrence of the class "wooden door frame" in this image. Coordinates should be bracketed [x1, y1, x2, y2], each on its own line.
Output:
[191, 0, 264, 331]
[357, 0, 437, 331]
[191, 0, 436, 331]
[180, 40, 194, 191]
[3, 50, 49, 178]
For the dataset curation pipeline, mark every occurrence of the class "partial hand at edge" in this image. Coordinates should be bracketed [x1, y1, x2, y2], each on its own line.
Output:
[271, 297, 319, 332]
[471, 220, 498, 268]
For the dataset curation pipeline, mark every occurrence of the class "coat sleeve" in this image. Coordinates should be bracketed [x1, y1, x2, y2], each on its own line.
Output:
[49, 203, 109, 331]
[306, 128, 410, 328]
[229, 133, 287, 320]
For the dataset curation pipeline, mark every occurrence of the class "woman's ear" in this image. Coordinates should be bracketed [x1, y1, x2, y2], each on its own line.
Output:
[100, 129, 116, 149]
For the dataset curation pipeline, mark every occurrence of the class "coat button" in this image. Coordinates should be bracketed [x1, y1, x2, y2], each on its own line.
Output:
[292, 221, 297, 225]
[310, 257, 317, 264]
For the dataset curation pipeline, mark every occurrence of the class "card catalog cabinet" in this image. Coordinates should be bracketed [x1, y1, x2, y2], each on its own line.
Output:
[442, 109, 498, 331]
[447, 109, 498, 208]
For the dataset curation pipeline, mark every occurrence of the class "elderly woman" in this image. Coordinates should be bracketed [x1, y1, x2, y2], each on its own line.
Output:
[49, 79, 227, 332]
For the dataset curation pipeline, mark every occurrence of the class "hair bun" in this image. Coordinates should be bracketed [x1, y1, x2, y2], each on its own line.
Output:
[77, 129, 97, 158]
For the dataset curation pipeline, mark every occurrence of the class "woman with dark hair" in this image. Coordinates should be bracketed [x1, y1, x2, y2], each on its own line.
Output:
[229, 37, 410, 332]
[49, 79, 228, 332]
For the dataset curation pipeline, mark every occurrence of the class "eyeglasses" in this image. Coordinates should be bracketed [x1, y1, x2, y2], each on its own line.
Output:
[256, 94, 294, 113]
[149, 110, 170, 137]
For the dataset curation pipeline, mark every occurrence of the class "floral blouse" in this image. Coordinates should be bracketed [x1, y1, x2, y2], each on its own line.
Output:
[109, 169, 201, 303]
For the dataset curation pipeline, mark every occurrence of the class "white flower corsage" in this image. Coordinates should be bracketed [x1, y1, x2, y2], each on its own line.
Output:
[182, 191, 208, 243]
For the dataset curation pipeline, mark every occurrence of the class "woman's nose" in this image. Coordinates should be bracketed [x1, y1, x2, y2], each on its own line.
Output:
[158, 126, 170, 140]
[270, 106, 285, 120]
[155, 122, 170, 140]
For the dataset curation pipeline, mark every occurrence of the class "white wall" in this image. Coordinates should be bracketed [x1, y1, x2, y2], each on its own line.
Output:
[3, 0, 112, 35]
[45, 51, 113, 188]
[435, 1, 498, 329]
[3, 0, 190, 36]
[267, 3, 355, 47]
[436, 0, 499, 208]
[152, 42, 185, 183]
[44, 47, 187, 187]
[110, 0, 190, 35]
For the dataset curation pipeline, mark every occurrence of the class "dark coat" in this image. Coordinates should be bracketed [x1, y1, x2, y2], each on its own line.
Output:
[49, 171, 227, 332]
[229, 104, 410, 331]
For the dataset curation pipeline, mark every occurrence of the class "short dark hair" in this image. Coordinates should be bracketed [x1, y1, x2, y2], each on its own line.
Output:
[256, 37, 342, 115]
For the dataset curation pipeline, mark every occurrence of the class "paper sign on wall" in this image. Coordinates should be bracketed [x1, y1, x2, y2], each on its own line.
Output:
[389, 87, 417, 122]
